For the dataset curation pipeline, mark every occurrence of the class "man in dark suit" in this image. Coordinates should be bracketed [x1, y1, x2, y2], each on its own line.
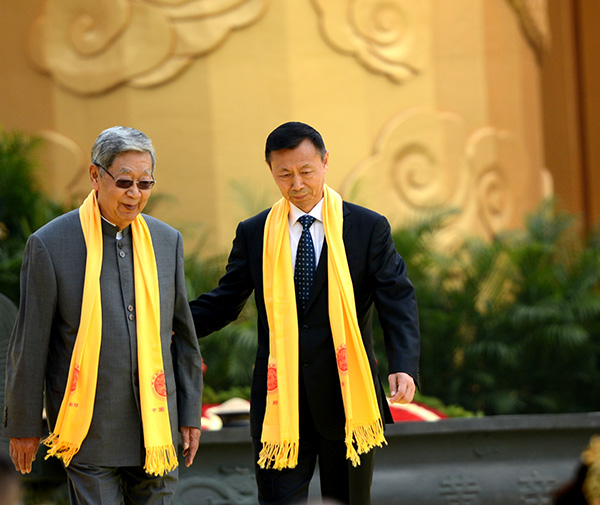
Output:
[4, 126, 203, 504]
[190, 121, 420, 505]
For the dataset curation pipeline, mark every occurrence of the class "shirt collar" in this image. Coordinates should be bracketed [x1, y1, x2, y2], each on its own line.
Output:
[289, 198, 324, 226]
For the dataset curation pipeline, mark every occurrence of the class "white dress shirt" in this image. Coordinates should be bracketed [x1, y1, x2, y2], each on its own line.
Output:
[289, 198, 324, 273]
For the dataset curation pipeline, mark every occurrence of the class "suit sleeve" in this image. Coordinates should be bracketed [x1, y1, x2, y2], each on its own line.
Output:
[171, 231, 204, 429]
[189, 221, 255, 338]
[368, 215, 420, 387]
[3, 235, 55, 438]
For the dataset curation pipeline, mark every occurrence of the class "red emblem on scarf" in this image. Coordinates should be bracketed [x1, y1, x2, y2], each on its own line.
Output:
[152, 370, 167, 399]
[267, 364, 278, 393]
[336, 345, 348, 373]
[70, 365, 80, 395]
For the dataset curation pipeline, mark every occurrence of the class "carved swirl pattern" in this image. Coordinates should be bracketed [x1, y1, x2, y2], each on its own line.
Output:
[465, 127, 528, 237]
[343, 109, 536, 241]
[343, 109, 467, 217]
[391, 142, 461, 211]
[28, 0, 268, 95]
[310, 0, 428, 83]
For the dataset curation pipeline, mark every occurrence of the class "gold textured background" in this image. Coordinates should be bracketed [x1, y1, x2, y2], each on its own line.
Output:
[2, 0, 594, 257]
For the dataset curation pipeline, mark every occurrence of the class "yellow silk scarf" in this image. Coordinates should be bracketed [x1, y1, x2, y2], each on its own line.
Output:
[259, 185, 386, 470]
[43, 190, 177, 476]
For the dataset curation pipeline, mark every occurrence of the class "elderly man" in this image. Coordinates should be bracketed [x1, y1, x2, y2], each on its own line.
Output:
[190, 121, 420, 505]
[3, 126, 203, 504]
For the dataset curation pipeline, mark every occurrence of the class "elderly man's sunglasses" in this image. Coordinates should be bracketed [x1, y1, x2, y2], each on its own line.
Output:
[94, 163, 156, 190]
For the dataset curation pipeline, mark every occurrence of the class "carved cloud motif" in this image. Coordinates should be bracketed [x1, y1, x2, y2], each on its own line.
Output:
[28, 0, 268, 95]
[343, 109, 534, 241]
[343, 109, 468, 218]
[310, 0, 429, 83]
[465, 127, 528, 237]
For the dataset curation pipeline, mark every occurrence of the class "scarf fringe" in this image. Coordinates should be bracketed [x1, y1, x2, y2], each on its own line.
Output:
[345, 419, 387, 467]
[257, 440, 299, 470]
[42, 432, 79, 467]
[144, 444, 178, 476]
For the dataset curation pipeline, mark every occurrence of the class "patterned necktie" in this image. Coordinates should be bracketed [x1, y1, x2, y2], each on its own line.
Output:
[294, 215, 316, 310]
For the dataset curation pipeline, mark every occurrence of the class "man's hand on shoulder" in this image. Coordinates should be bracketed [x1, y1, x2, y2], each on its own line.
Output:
[9, 436, 41, 474]
[388, 372, 416, 404]
[180, 426, 201, 467]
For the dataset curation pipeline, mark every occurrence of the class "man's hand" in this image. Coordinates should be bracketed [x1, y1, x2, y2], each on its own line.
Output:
[180, 426, 201, 467]
[388, 372, 416, 404]
[9, 437, 40, 474]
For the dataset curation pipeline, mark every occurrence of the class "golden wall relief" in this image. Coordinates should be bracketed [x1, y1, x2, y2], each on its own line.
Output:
[28, 0, 269, 95]
[310, 0, 428, 84]
[342, 109, 549, 243]
[26, 0, 547, 94]
[20, 0, 551, 251]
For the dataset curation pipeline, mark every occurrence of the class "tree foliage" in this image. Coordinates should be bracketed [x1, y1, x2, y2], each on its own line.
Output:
[0, 129, 67, 303]
[388, 201, 600, 415]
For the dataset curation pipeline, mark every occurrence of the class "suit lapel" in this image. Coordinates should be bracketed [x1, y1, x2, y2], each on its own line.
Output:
[342, 202, 352, 239]
[303, 203, 352, 313]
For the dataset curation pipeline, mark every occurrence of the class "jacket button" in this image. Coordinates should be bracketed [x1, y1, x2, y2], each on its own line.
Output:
[303, 361, 310, 367]
[128, 314, 135, 321]
[302, 325, 309, 331]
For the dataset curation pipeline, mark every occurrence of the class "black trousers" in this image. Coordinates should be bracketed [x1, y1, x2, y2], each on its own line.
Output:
[253, 380, 375, 505]
[65, 462, 178, 505]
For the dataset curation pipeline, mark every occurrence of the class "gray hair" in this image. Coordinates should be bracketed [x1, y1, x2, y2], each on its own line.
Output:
[91, 126, 156, 172]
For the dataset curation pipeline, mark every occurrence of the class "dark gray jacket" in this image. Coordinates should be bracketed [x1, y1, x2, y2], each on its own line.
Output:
[3, 209, 203, 467]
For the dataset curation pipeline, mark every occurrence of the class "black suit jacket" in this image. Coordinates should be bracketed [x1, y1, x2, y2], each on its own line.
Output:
[190, 201, 420, 440]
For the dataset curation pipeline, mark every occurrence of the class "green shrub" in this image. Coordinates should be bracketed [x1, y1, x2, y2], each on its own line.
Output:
[0, 129, 67, 303]
[390, 201, 600, 415]
[184, 251, 258, 397]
